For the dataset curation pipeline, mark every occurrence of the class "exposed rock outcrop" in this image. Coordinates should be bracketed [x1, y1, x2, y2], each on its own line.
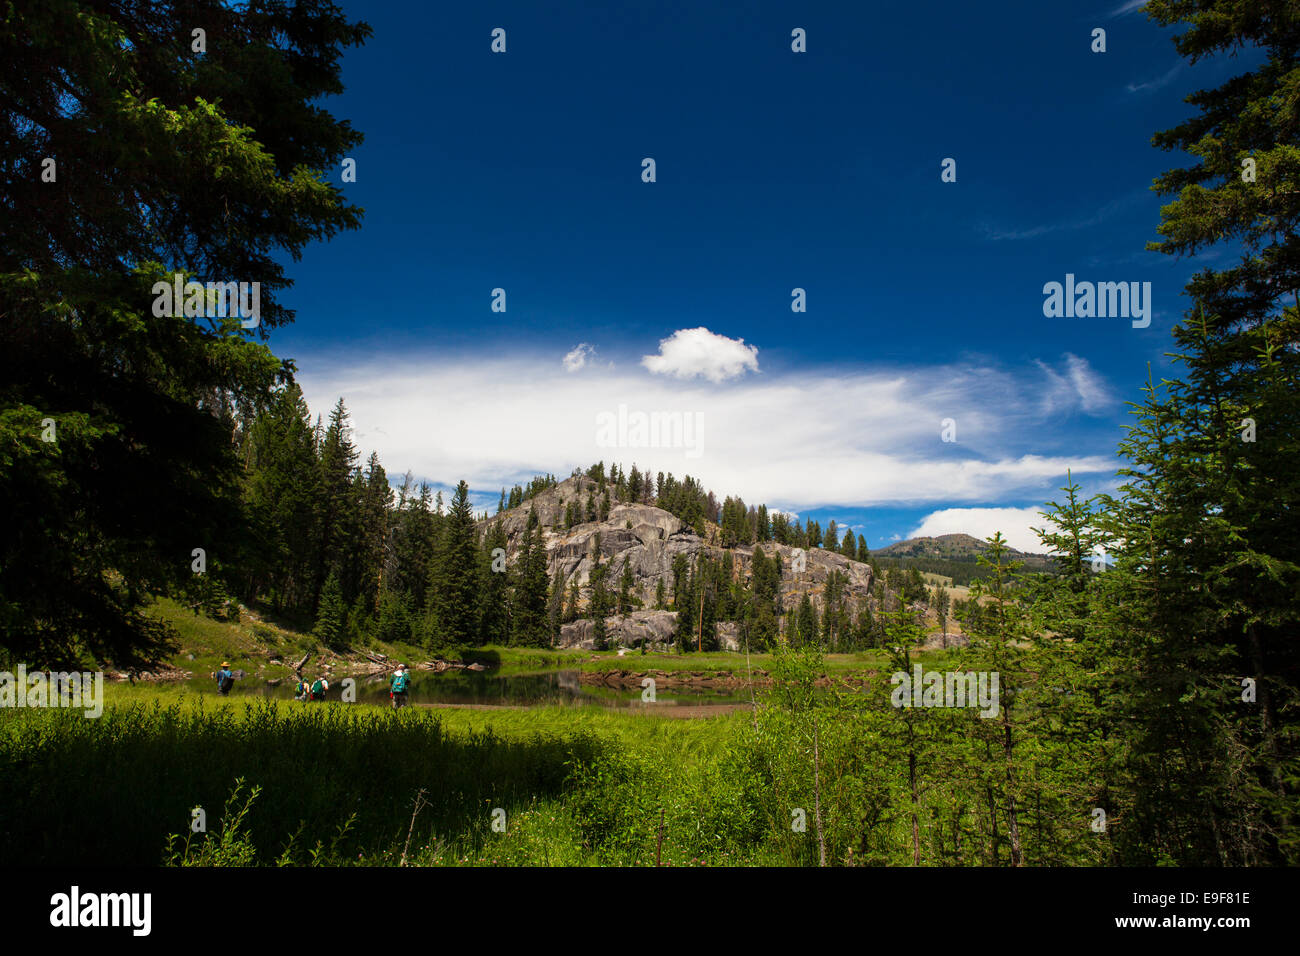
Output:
[559, 609, 678, 650]
[480, 475, 878, 635]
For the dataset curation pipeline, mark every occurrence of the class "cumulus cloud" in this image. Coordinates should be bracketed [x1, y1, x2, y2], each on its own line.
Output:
[562, 343, 596, 372]
[641, 327, 759, 383]
[908, 506, 1050, 554]
[294, 346, 1117, 516]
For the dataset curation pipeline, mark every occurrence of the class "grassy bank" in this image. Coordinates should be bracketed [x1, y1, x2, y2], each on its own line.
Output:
[2, 642, 1112, 868]
[142, 597, 895, 684]
[0, 693, 761, 867]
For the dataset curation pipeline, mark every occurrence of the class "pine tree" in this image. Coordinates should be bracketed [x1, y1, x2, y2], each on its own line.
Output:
[589, 546, 611, 651]
[617, 557, 634, 617]
[563, 578, 581, 624]
[547, 568, 566, 646]
[478, 522, 509, 646]
[795, 594, 818, 648]
[1090, 0, 1300, 864]
[314, 571, 346, 647]
[242, 384, 322, 617]
[316, 398, 360, 608]
[512, 508, 550, 646]
[358, 451, 391, 618]
[429, 481, 478, 647]
[0, 0, 368, 667]
[841, 529, 857, 560]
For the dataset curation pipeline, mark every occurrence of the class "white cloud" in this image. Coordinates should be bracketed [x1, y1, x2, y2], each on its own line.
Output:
[979, 190, 1147, 241]
[1127, 62, 1183, 95]
[1035, 353, 1113, 415]
[908, 507, 1050, 555]
[294, 345, 1118, 519]
[641, 327, 759, 383]
[1110, 0, 1147, 16]
[1064, 354, 1111, 412]
[563, 343, 596, 372]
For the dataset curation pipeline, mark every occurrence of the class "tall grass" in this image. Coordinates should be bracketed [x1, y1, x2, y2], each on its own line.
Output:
[0, 698, 605, 865]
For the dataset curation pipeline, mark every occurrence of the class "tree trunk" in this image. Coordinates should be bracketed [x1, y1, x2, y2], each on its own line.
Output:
[1004, 722, 1023, 866]
[812, 713, 827, 867]
[910, 746, 920, 866]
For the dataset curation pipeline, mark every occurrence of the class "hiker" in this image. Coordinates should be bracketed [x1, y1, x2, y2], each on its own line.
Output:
[293, 676, 311, 701]
[390, 664, 411, 709]
[309, 675, 329, 701]
[216, 662, 235, 696]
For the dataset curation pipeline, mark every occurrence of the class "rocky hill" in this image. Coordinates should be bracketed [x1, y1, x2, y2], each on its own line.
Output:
[478, 475, 878, 650]
[873, 533, 1057, 576]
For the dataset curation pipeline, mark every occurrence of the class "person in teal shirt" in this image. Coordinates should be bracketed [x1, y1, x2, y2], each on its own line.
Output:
[216, 662, 234, 696]
[390, 664, 410, 709]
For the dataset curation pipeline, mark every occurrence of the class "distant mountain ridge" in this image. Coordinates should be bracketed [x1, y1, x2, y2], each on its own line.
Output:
[872, 533, 1058, 581]
[873, 533, 1046, 559]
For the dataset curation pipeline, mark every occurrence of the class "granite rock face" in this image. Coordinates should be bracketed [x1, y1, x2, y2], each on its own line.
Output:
[558, 609, 679, 650]
[480, 475, 878, 641]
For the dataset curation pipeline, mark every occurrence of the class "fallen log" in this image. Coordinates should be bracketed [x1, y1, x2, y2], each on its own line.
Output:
[418, 659, 486, 673]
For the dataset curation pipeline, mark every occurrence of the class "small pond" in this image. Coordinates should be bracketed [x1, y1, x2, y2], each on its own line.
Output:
[196, 668, 753, 710]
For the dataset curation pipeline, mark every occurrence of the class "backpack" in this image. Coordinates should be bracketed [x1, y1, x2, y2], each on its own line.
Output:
[218, 671, 234, 692]
[311, 679, 324, 699]
[392, 672, 409, 694]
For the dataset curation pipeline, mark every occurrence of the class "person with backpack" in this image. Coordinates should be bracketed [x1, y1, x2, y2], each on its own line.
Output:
[390, 664, 411, 709]
[294, 676, 311, 701]
[309, 675, 329, 701]
[216, 662, 235, 696]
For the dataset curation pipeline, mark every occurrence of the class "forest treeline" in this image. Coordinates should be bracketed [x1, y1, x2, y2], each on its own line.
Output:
[229, 387, 907, 653]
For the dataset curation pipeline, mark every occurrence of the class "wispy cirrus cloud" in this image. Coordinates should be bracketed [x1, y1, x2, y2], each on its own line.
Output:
[1036, 353, 1114, 415]
[979, 190, 1148, 242]
[1109, 0, 1147, 16]
[1127, 62, 1184, 94]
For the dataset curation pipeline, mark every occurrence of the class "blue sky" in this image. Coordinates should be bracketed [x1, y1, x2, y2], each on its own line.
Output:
[269, 0, 1260, 552]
